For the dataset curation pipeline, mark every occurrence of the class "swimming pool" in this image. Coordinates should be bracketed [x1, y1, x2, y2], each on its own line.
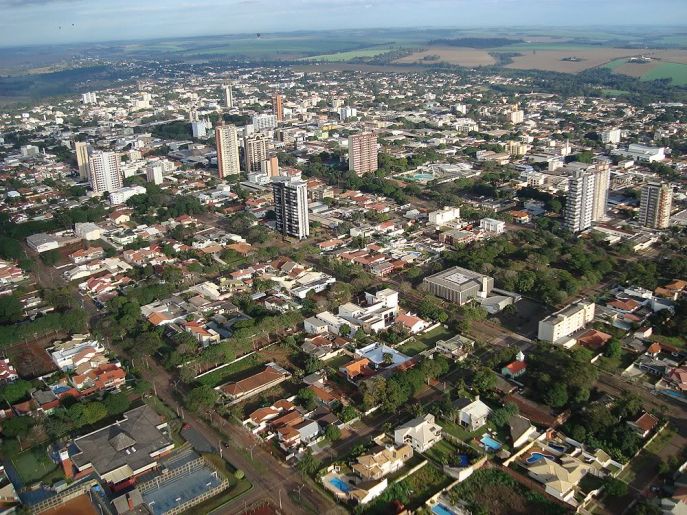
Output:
[661, 389, 687, 401]
[526, 452, 555, 464]
[480, 435, 502, 451]
[329, 477, 351, 493]
[547, 443, 567, 453]
[432, 503, 457, 515]
[406, 173, 435, 182]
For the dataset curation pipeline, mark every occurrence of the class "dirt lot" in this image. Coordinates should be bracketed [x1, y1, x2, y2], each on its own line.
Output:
[7, 340, 58, 378]
[395, 46, 496, 67]
[41, 494, 98, 515]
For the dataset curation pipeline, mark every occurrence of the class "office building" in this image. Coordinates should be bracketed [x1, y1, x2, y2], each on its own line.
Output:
[591, 165, 610, 222]
[428, 207, 460, 226]
[223, 84, 233, 108]
[74, 142, 91, 180]
[272, 176, 309, 239]
[564, 169, 595, 233]
[146, 163, 164, 185]
[88, 150, 122, 194]
[108, 185, 146, 206]
[244, 134, 268, 173]
[611, 144, 665, 163]
[639, 182, 673, 229]
[423, 266, 494, 305]
[600, 128, 621, 144]
[252, 114, 278, 131]
[272, 93, 284, 122]
[215, 124, 240, 180]
[81, 92, 97, 104]
[348, 132, 378, 175]
[538, 300, 595, 346]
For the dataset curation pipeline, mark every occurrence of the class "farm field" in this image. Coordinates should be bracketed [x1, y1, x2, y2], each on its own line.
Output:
[641, 62, 687, 86]
[301, 47, 397, 62]
[395, 46, 496, 67]
[503, 47, 643, 73]
[606, 56, 687, 85]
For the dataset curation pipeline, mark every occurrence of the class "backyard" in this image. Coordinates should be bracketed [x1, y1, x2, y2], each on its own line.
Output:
[12, 446, 62, 485]
[196, 354, 268, 387]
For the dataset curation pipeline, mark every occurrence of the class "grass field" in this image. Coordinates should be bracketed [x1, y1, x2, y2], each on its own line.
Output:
[301, 47, 396, 62]
[416, 326, 455, 346]
[641, 62, 687, 85]
[396, 338, 431, 357]
[12, 447, 61, 485]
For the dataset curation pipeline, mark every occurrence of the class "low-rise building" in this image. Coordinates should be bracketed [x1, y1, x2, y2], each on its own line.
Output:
[394, 414, 442, 452]
[538, 300, 595, 346]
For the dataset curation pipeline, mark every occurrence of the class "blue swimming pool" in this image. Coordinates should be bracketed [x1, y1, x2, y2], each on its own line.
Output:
[480, 435, 502, 451]
[329, 477, 351, 493]
[432, 503, 457, 515]
[526, 452, 555, 464]
[661, 389, 687, 400]
[547, 443, 567, 453]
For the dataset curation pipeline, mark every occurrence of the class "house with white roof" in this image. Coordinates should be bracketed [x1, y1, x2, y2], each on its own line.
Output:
[455, 397, 492, 431]
[394, 414, 443, 452]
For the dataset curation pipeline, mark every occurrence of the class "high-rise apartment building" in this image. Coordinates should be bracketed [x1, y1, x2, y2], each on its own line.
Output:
[244, 134, 268, 173]
[565, 169, 595, 233]
[272, 176, 309, 239]
[81, 92, 97, 104]
[75, 141, 90, 180]
[224, 84, 233, 109]
[252, 114, 278, 131]
[591, 164, 610, 222]
[348, 132, 378, 175]
[261, 156, 280, 177]
[600, 128, 621, 144]
[272, 93, 284, 122]
[639, 182, 673, 229]
[215, 124, 240, 180]
[88, 151, 122, 195]
[146, 163, 164, 185]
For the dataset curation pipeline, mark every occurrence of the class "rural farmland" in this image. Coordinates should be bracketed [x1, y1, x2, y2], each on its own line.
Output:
[395, 46, 496, 67]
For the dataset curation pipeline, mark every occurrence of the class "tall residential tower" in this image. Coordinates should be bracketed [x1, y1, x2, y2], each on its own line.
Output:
[215, 124, 240, 180]
[88, 151, 122, 194]
[272, 176, 309, 239]
[348, 132, 378, 176]
[639, 182, 673, 229]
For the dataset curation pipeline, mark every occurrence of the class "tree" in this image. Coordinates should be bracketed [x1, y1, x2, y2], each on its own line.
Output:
[296, 449, 321, 476]
[472, 368, 497, 393]
[104, 392, 130, 415]
[188, 385, 218, 411]
[0, 380, 31, 404]
[0, 295, 22, 324]
[339, 324, 351, 337]
[544, 382, 568, 408]
[383, 352, 394, 366]
[40, 249, 60, 266]
[489, 403, 519, 428]
[297, 388, 317, 411]
[83, 402, 108, 425]
[604, 477, 629, 497]
[605, 339, 622, 359]
[1, 416, 32, 438]
[325, 424, 342, 441]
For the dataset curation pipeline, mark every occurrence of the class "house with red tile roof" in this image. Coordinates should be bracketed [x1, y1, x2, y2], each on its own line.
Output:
[394, 311, 429, 334]
[217, 363, 291, 404]
[0, 359, 18, 383]
[576, 329, 613, 351]
[628, 412, 659, 438]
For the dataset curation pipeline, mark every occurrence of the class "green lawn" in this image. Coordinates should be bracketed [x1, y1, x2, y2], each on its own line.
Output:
[438, 419, 487, 443]
[640, 62, 687, 86]
[604, 58, 628, 70]
[12, 447, 62, 485]
[196, 354, 267, 387]
[396, 339, 431, 357]
[416, 326, 455, 347]
[601, 88, 630, 97]
[424, 439, 460, 464]
[326, 353, 353, 369]
[650, 334, 687, 349]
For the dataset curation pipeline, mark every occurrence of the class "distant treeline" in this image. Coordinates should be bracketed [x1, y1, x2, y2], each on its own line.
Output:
[428, 37, 523, 48]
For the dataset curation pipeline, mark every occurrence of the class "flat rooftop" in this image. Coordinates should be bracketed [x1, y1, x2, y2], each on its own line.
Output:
[424, 266, 489, 289]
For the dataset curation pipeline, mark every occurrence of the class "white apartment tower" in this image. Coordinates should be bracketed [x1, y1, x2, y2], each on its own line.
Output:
[601, 128, 621, 145]
[272, 177, 309, 239]
[639, 182, 673, 229]
[74, 141, 90, 180]
[215, 124, 240, 180]
[348, 132, 378, 175]
[591, 164, 610, 222]
[146, 163, 164, 185]
[224, 84, 233, 109]
[244, 134, 269, 173]
[88, 151, 122, 195]
[565, 169, 595, 233]
[81, 92, 97, 104]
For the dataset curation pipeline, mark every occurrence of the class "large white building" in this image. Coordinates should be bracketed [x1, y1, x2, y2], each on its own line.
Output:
[538, 300, 596, 346]
[88, 150, 122, 195]
[191, 120, 210, 139]
[564, 165, 609, 232]
[428, 206, 460, 226]
[146, 163, 164, 185]
[639, 182, 673, 229]
[109, 185, 146, 206]
[215, 124, 240, 180]
[600, 128, 621, 144]
[252, 114, 278, 131]
[81, 92, 97, 104]
[612, 144, 665, 163]
[480, 218, 505, 234]
[272, 176, 309, 239]
[591, 165, 610, 222]
[339, 106, 357, 121]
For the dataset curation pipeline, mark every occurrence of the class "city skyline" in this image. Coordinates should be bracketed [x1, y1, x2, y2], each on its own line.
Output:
[1, 0, 687, 47]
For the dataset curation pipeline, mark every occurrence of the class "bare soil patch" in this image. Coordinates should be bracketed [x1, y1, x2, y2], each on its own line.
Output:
[395, 46, 496, 67]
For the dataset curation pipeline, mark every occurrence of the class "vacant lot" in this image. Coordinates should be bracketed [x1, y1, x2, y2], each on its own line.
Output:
[12, 447, 61, 485]
[41, 495, 97, 515]
[7, 341, 57, 378]
[395, 46, 495, 67]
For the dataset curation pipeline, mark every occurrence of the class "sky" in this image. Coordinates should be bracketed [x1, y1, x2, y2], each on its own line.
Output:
[1, 0, 686, 47]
